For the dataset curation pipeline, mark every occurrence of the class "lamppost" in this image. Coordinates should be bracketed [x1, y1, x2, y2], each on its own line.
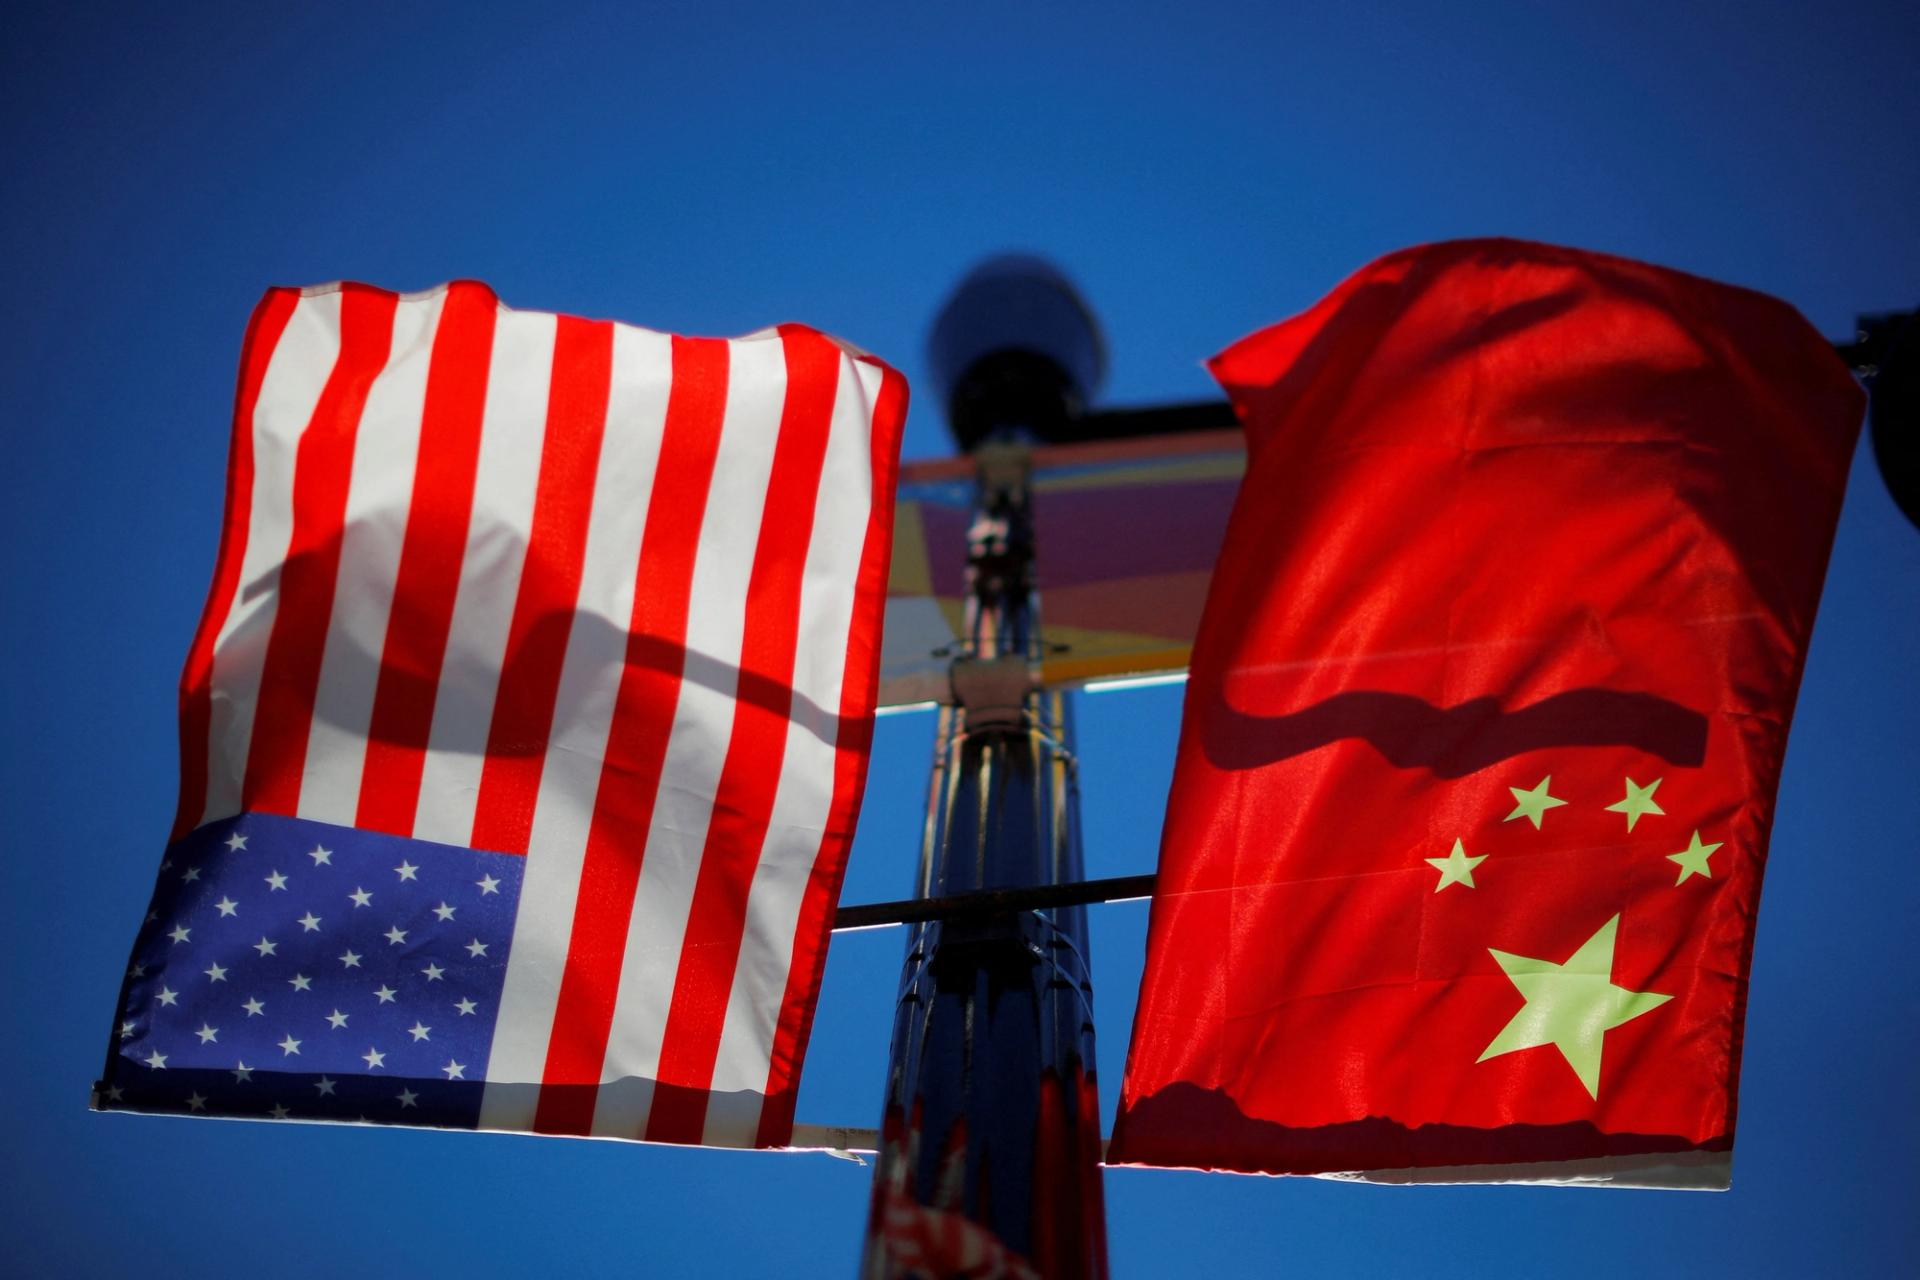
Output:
[861, 258, 1114, 1280]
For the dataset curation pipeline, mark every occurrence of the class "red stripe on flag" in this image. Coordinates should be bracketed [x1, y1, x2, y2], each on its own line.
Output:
[171, 287, 300, 840]
[468, 316, 614, 854]
[644, 326, 841, 1145]
[532, 335, 730, 1137]
[356, 282, 500, 835]
[756, 361, 908, 1147]
[241, 285, 399, 817]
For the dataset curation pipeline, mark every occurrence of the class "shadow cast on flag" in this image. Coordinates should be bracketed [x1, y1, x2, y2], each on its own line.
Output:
[1203, 687, 1708, 777]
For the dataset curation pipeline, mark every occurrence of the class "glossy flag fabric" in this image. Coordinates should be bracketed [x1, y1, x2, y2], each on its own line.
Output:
[1107, 240, 1864, 1187]
[95, 281, 907, 1149]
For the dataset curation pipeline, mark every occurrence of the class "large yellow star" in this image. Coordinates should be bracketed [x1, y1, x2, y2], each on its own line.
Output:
[1477, 914, 1672, 1099]
[1504, 775, 1568, 829]
[1425, 838, 1487, 892]
[1667, 830, 1722, 884]
[1603, 776, 1665, 831]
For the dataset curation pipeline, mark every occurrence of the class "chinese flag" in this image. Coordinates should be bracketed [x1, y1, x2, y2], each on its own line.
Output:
[1107, 240, 1864, 1187]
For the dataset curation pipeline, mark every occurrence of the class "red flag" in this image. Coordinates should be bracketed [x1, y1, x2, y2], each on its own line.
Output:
[1107, 240, 1863, 1186]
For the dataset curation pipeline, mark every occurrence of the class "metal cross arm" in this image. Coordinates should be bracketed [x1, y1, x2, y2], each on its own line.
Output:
[831, 873, 1158, 932]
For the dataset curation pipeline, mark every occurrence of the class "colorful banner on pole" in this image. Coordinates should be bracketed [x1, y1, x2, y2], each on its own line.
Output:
[880, 429, 1244, 705]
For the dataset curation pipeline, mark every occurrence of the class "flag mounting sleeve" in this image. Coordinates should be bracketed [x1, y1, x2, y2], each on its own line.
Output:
[95, 281, 907, 1149]
[1107, 239, 1864, 1188]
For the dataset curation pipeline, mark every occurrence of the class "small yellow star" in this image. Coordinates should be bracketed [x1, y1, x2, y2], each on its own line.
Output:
[1667, 830, 1722, 884]
[1425, 838, 1488, 892]
[1604, 776, 1665, 831]
[1504, 776, 1568, 830]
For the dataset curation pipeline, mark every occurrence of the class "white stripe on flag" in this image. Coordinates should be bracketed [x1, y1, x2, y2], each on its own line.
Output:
[411, 307, 558, 846]
[296, 290, 446, 825]
[589, 331, 788, 1138]
[479, 324, 672, 1131]
[699, 354, 880, 1144]
[200, 290, 344, 828]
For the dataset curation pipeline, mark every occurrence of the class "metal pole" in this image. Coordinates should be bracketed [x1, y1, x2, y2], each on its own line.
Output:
[862, 439, 1108, 1279]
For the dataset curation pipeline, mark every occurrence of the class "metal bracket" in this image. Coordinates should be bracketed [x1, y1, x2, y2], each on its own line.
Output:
[947, 653, 1033, 727]
[972, 438, 1032, 496]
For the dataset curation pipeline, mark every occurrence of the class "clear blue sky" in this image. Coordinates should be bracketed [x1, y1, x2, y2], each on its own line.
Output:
[4, 2, 1916, 1275]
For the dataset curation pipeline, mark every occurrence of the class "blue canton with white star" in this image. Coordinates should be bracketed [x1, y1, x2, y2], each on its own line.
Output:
[98, 812, 524, 1130]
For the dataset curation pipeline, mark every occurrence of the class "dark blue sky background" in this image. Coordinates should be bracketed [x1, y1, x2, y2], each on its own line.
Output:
[5, 3, 1917, 1275]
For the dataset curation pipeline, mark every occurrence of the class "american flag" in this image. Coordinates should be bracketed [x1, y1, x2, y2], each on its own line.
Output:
[97, 281, 906, 1149]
